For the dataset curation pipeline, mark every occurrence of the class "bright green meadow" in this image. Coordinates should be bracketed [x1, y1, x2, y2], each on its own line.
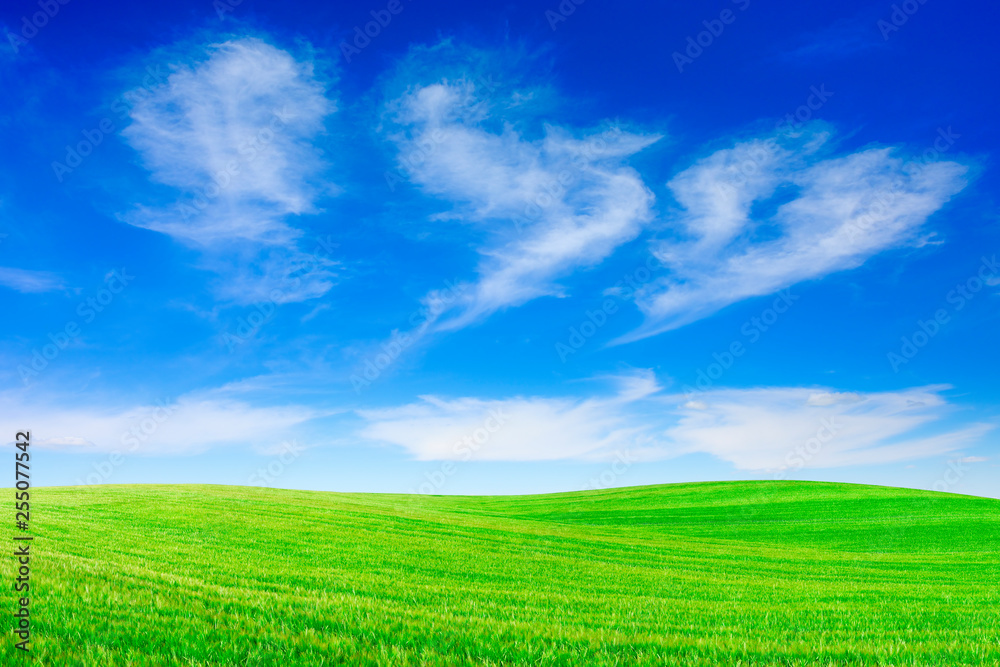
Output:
[3, 481, 999, 665]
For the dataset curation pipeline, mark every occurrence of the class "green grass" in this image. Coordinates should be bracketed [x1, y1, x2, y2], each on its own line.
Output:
[3, 481, 999, 665]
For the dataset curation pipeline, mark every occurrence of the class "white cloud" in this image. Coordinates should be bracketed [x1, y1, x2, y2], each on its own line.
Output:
[0, 391, 325, 455]
[7, 374, 988, 470]
[121, 37, 338, 304]
[664, 385, 991, 471]
[357, 377, 992, 468]
[620, 128, 969, 342]
[358, 372, 662, 461]
[385, 73, 659, 330]
[0, 266, 63, 293]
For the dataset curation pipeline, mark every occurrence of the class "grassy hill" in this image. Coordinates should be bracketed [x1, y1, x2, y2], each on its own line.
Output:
[4, 481, 999, 665]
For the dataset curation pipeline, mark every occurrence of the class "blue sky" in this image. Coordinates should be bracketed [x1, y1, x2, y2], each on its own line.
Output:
[2, 0, 998, 497]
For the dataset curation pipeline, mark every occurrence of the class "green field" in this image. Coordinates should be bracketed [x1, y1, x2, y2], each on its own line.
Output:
[4, 481, 999, 665]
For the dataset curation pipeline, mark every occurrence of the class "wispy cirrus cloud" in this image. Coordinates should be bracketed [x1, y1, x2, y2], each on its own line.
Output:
[777, 14, 886, 63]
[618, 128, 969, 342]
[121, 37, 338, 304]
[382, 44, 660, 330]
[0, 266, 63, 293]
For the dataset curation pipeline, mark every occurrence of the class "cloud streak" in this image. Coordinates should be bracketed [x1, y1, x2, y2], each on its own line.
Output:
[358, 372, 662, 461]
[357, 377, 991, 468]
[0, 390, 326, 455]
[0, 266, 63, 293]
[665, 385, 991, 471]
